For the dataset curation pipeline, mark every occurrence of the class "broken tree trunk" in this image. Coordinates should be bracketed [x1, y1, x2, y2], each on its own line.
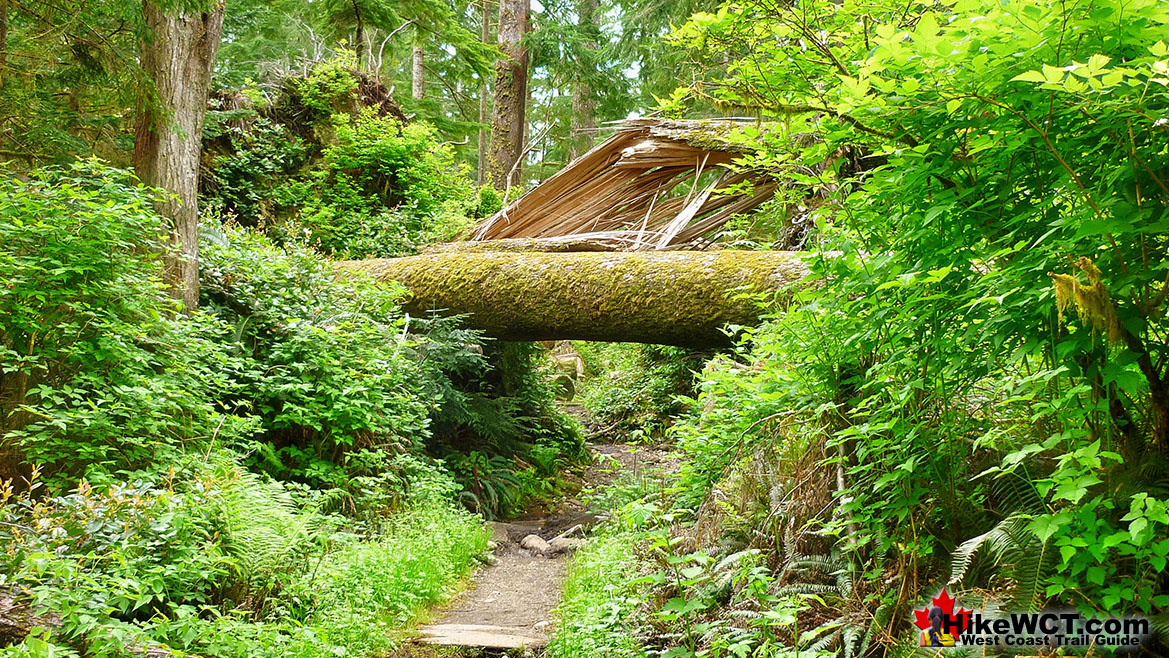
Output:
[339, 251, 810, 347]
[1, 588, 61, 646]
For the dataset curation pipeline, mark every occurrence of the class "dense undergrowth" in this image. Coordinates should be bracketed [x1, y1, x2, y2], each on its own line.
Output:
[0, 150, 572, 654]
[574, 342, 703, 443]
[555, 0, 1169, 656]
[202, 53, 502, 260]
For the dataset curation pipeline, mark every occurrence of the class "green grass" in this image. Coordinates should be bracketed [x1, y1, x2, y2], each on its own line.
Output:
[546, 530, 648, 658]
[295, 503, 492, 653]
[0, 492, 489, 658]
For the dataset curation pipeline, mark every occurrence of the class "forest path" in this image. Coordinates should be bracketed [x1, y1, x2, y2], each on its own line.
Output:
[397, 440, 673, 656]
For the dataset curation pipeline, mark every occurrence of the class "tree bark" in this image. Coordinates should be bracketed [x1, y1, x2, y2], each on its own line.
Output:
[0, 0, 8, 87]
[133, 1, 224, 311]
[411, 30, 425, 100]
[487, 0, 528, 191]
[569, 0, 598, 161]
[477, 0, 490, 185]
[339, 251, 811, 347]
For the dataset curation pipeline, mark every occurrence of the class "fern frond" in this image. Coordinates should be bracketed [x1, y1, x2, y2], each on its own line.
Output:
[213, 463, 321, 585]
[949, 513, 1031, 586]
[1010, 531, 1055, 611]
[802, 621, 842, 651]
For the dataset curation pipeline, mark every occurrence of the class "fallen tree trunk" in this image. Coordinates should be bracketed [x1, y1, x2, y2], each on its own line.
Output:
[339, 251, 810, 347]
[0, 588, 61, 647]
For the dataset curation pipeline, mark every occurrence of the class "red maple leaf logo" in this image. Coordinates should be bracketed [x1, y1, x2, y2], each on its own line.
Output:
[913, 588, 973, 634]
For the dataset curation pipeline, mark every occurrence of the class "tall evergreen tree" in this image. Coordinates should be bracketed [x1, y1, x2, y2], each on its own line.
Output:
[487, 0, 529, 190]
[134, 1, 224, 309]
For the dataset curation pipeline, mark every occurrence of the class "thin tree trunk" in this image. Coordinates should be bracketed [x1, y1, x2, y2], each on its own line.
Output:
[133, 1, 224, 311]
[411, 29, 425, 100]
[569, 0, 598, 161]
[477, 0, 489, 185]
[0, 0, 8, 86]
[487, 0, 528, 191]
[351, 0, 365, 63]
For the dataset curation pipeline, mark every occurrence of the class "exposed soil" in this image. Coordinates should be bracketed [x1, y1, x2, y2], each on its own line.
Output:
[392, 441, 673, 657]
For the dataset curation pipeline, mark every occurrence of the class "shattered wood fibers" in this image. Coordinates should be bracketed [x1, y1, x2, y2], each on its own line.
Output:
[471, 119, 779, 249]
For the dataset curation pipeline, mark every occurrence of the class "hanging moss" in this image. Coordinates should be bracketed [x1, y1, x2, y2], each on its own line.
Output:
[338, 250, 812, 347]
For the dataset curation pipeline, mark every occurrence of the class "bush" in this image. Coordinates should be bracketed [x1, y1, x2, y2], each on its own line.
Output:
[0, 161, 254, 483]
[202, 57, 487, 259]
[664, 0, 1169, 637]
[576, 342, 700, 442]
[199, 223, 445, 488]
[0, 460, 486, 658]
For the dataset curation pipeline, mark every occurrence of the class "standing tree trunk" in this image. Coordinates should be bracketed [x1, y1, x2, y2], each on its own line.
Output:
[0, 0, 8, 86]
[477, 0, 490, 185]
[411, 29, 425, 100]
[487, 0, 528, 191]
[133, 1, 224, 311]
[351, 0, 365, 62]
[569, 0, 598, 162]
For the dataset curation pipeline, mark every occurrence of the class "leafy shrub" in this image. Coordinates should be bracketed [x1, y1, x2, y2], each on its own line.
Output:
[282, 110, 476, 258]
[199, 223, 439, 488]
[0, 462, 487, 658]
[576, 342, 700, 441]
[203, 116, 309, 225]
[447, 450, 521, 518]
[202, 58, 487, 259]
[0, 466, 232, 655]
[290, 51, 360, 118]
[663, 0, 1169, 641]
[0, 161, 254, 482]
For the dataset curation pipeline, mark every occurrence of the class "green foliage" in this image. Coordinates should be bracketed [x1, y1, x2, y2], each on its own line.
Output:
[0, 468, 229, 640]
[277, 501, 489, 655]
[293, 51, 361, 117]
[447, 450, 524, 519]
[0, 2, 140, 166]
[576, 342, 700, 441]
[290, 110, 476, 257]
[0, 162, 254, 480]
[547, 529, 650, 658]
[199, 222, 439, 487]
[439, 342, 584, 518]
[0, 454, 487, 658]
[204, 59, 487, 259]
[202, 116, 308, 224]
[660, 0, 1169, 647]
[0, 160, 565, 656]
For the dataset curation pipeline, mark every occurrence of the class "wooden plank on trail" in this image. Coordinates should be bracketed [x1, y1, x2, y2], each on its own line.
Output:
[415, 623, 546, 649]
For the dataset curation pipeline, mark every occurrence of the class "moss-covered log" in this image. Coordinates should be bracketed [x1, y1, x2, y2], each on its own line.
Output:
[339, 251, 810, 347]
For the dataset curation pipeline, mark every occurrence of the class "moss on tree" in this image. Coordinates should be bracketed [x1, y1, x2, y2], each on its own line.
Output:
[339, 251, 811, 347]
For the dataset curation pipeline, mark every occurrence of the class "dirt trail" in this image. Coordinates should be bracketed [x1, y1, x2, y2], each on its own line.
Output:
[396, 443, 672, 657]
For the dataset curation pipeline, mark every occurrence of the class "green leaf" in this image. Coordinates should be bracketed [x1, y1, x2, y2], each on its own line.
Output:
[1011, 70, 1047, 83]
[1042, 64, 1065, 82]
